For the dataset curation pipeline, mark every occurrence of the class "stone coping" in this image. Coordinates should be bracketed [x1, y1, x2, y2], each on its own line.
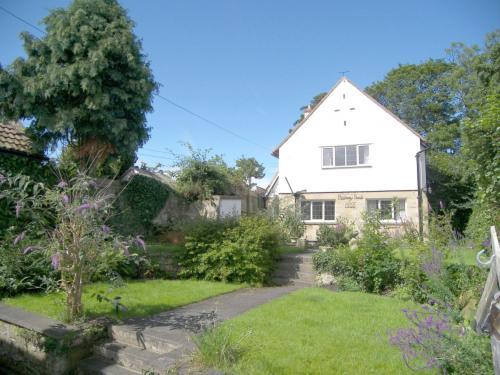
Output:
[0, 302, 80, 340]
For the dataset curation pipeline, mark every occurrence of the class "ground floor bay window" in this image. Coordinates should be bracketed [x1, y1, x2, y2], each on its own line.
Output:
[366, 198, 406, 221]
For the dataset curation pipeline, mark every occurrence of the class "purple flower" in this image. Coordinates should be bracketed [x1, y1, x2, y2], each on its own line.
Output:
[101, 225, 110, 234]
[0, 173, 5, 183]
[15, 201, 22, 218]
[51, 253, 60, 270]
[482, 238, 491, 248]
[57, 180, 68, 188]
[422, 247, 443, 278]
[76, 203, 92, 213]
[62, 195, 70, 206]
[13, 231, 25, 245]
[123, 245, 130, 256]
[23, 246, 38, 254]
[135, 236, 146, 251]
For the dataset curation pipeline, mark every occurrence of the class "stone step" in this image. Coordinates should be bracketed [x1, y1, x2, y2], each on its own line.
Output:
[78, 356, 140, 375]
[95, 342, 188, 373]
[273, 271, 316, 282]
[110, 325, 186, 354]
[279, 255, 313, 264]
[275, 262, 314, 273]
[273, 277, 315, 287]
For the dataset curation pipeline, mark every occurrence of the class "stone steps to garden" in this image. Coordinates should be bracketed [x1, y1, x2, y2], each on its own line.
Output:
[272, 252, 317, 287]
[78, 286, 298, 374]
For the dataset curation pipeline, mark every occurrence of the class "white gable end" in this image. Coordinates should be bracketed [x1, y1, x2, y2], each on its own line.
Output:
[277, 78, 423, 194]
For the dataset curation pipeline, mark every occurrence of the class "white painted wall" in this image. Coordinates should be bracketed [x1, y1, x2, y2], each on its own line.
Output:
[276, 78, 422, 194]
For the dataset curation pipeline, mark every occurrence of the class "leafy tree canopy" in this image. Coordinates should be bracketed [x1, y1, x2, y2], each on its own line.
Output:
[235, 156, 265, 188]
[0, 0, 157, 175]
[170, 144, 234, 202]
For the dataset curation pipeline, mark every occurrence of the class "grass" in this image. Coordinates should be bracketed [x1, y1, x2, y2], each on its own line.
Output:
[196, 288, 430, 375]
[394, 245, 478, 266]
[3, 279, 243, 321]
[277, 244, 309, 255]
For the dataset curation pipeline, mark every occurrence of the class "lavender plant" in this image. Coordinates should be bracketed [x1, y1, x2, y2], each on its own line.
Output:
[389, 303, 493, 374]
[0, 171, 144, 321]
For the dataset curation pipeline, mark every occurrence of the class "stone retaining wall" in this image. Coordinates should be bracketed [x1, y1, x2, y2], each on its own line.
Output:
[0, 303, 106, 374]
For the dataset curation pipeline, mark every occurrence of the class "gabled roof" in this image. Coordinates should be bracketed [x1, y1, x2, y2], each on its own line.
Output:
[272, 77, 425, 157]
[0, 122, 44, 158]
[264, 172, 278, 197]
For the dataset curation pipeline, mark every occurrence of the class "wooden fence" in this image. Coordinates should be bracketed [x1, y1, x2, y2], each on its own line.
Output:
[475, 226, 500, 374]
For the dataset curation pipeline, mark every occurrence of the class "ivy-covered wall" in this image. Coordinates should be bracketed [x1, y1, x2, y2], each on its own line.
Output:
[110, 174, 171, 236]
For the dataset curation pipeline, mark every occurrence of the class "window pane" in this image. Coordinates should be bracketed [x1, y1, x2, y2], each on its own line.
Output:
[324, 201, 335, 220]
[367, 200, 378, 212]
[312, 201, 323, 220]
[380, 200, 393, 220]
[397, 199, 406, 220]
[301, 201, 311, 220]
[322, 147, 333, 167]
[346, 145, 357, 165]
[359, 145, 369, 164]
[335, 146, 346, 166]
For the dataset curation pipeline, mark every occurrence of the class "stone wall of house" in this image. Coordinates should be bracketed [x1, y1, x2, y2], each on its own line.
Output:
[278, 190, 427, 242]
[0, 303, 106, 374]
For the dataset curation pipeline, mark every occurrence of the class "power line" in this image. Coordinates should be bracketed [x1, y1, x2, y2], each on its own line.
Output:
[0, 5, 273, 154]
[0, 5, 46, 34]
[155, 94, 270, 151]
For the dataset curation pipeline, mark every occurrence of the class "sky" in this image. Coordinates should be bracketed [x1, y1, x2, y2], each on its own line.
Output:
[1, 0, 499, 186]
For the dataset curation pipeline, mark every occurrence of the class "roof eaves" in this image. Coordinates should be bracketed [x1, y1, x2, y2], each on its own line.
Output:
[271, 77, 347, 158]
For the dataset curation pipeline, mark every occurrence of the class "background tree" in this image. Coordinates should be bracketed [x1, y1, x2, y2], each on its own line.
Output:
[170, 144, 233, 202]
[0, 0, 157, 175]
[235, 156, 265, 213]
[293, 92, 327, 127]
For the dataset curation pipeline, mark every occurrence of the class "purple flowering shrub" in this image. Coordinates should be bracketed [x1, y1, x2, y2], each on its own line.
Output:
[389, 303, 493, 374]
[0, 172, 147, 321]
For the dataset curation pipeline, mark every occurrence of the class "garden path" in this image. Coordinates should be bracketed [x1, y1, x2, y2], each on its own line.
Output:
[79, 285, 301, 374]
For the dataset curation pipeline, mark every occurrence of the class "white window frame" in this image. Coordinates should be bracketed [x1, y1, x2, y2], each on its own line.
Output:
[321, 144, 371, 169]
[301, 200, 336, 222]
[366, 198, 406, 223]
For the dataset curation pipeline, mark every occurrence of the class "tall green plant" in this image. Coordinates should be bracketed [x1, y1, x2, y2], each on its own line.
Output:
[0, 0, 157, 174]
[1, 172, 139, 321]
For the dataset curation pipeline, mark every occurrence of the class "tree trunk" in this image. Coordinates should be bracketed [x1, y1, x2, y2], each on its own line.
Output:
[66, 267, 83, 321]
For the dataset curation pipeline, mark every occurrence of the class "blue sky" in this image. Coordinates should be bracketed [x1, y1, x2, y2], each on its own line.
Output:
[1, 0, 499, 186]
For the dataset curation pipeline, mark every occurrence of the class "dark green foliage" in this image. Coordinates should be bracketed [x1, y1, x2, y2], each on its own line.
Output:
[179, 216, 281, 284]
[171, 145, 234, 202]
[111, 175, 170, 236]
[313, 245, 401, 294]
[316, 220, 358, 248]
[0, 0, 157, 173]
[0, 234, 59, 298]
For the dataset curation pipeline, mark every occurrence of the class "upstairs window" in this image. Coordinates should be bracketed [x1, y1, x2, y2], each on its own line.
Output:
[322, 144, 370, 168]
[300, 200, 335, 221]
[366, 199, 406, 221]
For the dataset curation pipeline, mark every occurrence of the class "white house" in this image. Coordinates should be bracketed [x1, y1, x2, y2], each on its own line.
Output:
[266, 77, 428, 241]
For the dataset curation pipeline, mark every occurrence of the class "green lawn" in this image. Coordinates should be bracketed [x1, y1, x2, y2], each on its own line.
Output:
[200, 288, 430, 375]
[394, 245, 478, 266]
[277, 244, 309, 255]
[3, 279, 243, 321]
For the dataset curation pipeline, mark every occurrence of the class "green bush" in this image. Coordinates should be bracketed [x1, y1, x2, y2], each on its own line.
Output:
[111, 175, 170, 236]
[278, 206, 305, 241]
[179, 216, 280, 284]
[316, 219, 358, 248]
[313, 245, 401, 293]
[0, 239, 59, 298]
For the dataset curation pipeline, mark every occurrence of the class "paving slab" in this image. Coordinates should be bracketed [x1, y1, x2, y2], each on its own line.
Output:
[111, 286, 300, 349]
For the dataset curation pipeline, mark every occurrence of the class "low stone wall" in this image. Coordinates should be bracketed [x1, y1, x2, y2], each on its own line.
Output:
[0, 303, 106, 374]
